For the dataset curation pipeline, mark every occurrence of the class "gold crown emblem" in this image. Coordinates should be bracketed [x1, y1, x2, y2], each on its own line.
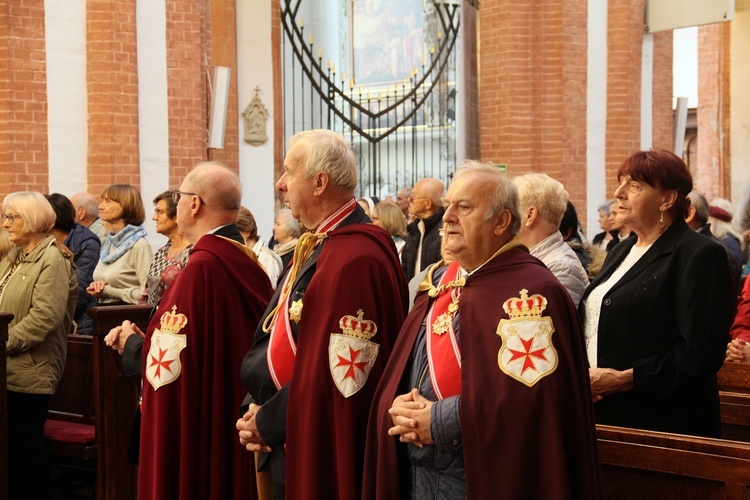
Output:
[503, 289, 547, 319]
[159, 305, 188, 334]
[339, 309, 377, 341]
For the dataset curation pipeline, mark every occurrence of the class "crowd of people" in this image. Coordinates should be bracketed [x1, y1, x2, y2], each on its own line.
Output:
[3, 129, 750, 498]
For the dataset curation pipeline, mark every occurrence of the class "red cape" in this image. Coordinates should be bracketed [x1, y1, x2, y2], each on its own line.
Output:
[363, 247, 601, 499]
[284, 223, 408, 499]
[138, 235, 273, 499]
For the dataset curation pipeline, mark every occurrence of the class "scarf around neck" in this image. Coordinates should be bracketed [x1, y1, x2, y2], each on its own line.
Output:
[101, 224, 147, 264]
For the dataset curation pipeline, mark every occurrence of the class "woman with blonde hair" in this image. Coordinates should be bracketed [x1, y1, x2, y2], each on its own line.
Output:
[87, 184, 153, 305]
[371, 200, 407, 255]
[1, 191, 77, 498]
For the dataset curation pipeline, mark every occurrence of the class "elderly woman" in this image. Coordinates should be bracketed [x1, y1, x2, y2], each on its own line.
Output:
[514, 173, 589, 306]
[371, 200, 407, 255]
[272, 208, 300, 269]
[87, 184, 153, 305]
[1, 192, 77, 498]
[46, 193, 101, 333]
[237, 206, 282, 287]
[591, 200, 617, 251]
[140, 191, 191, 304]
[581, 149, 735, 437]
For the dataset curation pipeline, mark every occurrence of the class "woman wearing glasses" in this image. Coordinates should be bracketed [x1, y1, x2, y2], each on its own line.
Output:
[87, 184, 153, 305]
[0, 192, 77, 498]
[139, 191, 191, 305]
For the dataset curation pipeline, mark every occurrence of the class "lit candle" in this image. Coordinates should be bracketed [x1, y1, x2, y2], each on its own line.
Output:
[430, 44, 435, 55]
[318, 48, 323, 58]
[309, 34, 313, 45]
[327, 59, 331, 69]
[437, 30, 443, 40]
[299, 16, 304, 28]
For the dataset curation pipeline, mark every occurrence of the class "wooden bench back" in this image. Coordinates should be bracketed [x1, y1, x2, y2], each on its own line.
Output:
[48, 334, 94, 425]
[718, 362, 750, 442]
[597, 424, 750, 499]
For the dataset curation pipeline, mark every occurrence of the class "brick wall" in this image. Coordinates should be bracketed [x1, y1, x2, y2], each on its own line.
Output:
[696, 23, 731, 200]
[479, 0, 588, 221]
[272, 0, 284, 209]
[652, 31, 674, 152]
[208, 0, 240, 173]
[166, 0, 210, 188]
[0, 0, 49, 197]
[86, 0, 140, 194]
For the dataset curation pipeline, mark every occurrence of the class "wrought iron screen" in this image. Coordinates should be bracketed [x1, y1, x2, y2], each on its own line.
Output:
[281, 0, 460, 197]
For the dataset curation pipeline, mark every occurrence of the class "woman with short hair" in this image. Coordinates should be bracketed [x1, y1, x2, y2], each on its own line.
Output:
[1, 191, 77, 498]
[581, 150, 735, 437]
[140, 191, 190, 304]
[272, 208, 301, 269]
[46, 193, 100, 333]
[88, 184, 153, 305]
[237, 206, 282, 287]
[371, 201, 407, 256]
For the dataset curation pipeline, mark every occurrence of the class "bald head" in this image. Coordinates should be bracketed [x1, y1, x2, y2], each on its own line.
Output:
[71, 192, 100, 224]
[409, 178, 445, 219]
[176, 162, 243, 244]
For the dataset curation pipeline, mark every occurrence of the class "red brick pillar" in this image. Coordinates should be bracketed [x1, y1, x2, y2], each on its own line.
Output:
[0, 0, 49, 197]
[165, 0, 210, 187]
[272, 0, 284, 207]
[479, 0, 588, 216]
[209, 0, 240, 173]
[86, 0, 140, 194]
[696, 22, 731, 199]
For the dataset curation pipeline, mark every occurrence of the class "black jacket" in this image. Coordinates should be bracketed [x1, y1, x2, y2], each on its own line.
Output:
[401, 207, 445, 281]
[580, 219, 735, 437]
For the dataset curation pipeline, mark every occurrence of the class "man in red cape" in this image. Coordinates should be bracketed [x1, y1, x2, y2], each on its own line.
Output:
[237, 129, 408, 499]
[363, 162, 601, 499]
[138, 163, 273, 499]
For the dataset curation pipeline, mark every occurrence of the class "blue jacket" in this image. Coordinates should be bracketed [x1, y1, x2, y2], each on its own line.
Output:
[65, 224, 101, 333]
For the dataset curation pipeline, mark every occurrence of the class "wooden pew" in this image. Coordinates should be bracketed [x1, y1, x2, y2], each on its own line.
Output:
[717, 362, 750, 442]
[597, 424, 750, 499]
[88, 305, 153, 500]
[0, 313, 13, 500]
[45, 334, 97, 465]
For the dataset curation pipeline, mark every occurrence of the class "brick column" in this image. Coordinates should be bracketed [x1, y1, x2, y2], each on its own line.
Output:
[272, 0, 284, 209]
[652, 31, 674, 152]
[696, 23, 731, 199]
[86, 0, 140, 194]
[209, 0, 240, 172]
[0, 0, 49, 197]
[165, 0, 210, 187]
[479, 0, 588, 217]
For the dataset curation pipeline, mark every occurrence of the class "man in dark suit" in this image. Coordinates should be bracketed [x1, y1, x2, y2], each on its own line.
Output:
[237, 130, 407, 499]
[401, 177, 446, 281]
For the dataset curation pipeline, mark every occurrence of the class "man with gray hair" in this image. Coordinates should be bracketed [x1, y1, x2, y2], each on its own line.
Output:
[401, 178, 445, 280]
[137, 162, 274, 499]
[364, 161, 600, 499]
[237, 130, 407, 498]
[71, 192, 106, 243]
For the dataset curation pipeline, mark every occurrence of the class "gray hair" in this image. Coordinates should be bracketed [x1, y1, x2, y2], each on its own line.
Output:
[72, 192, 99, 218]
[453, 160, 521, 235]
[287, 130, 357, 194]
[687, 191, 709, 226]
[597, 199, 616, 216]
[513, 173, 569, 227]
[277, 208, 301, 239]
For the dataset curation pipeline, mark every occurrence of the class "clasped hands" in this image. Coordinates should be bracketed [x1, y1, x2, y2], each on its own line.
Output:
[104, 320, 144, 355]
[387, 388, 434, 448]
[236, 403, 272, 453]
[86, 280, 106, 299]
[726, 338, 748, 363]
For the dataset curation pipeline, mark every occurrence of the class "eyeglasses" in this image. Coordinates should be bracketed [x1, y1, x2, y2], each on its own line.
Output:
[154, 209, 167, 216]
[1, 213, 22, 224]
[170, 190, 205, 204]
[408, 196, 429, 202]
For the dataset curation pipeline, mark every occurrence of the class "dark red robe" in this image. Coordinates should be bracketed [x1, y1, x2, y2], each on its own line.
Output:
[138, 234, 273, 500]
[283, 223, 408, 499]
[363, 245, 601, 499]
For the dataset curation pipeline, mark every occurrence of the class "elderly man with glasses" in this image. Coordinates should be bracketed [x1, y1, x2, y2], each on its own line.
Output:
[108, 162, 274, 499]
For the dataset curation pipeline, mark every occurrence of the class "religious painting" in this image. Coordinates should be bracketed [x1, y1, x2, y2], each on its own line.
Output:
[351, 0, 424, 86]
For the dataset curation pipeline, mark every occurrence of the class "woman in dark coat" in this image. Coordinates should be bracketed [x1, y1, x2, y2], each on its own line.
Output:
[580, 149, 735, 437]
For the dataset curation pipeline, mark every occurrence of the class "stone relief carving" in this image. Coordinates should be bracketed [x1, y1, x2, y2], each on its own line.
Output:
[242, 87, 269, 146]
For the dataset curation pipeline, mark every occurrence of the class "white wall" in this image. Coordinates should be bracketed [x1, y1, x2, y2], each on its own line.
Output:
[237, 0, 277, 241]
[136, 0, 171, 251]
[45, 0, 87, 196]
[731, 7, 750, 219]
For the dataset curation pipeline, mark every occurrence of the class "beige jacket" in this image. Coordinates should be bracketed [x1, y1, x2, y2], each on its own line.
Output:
[1, 236, 77, 394]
